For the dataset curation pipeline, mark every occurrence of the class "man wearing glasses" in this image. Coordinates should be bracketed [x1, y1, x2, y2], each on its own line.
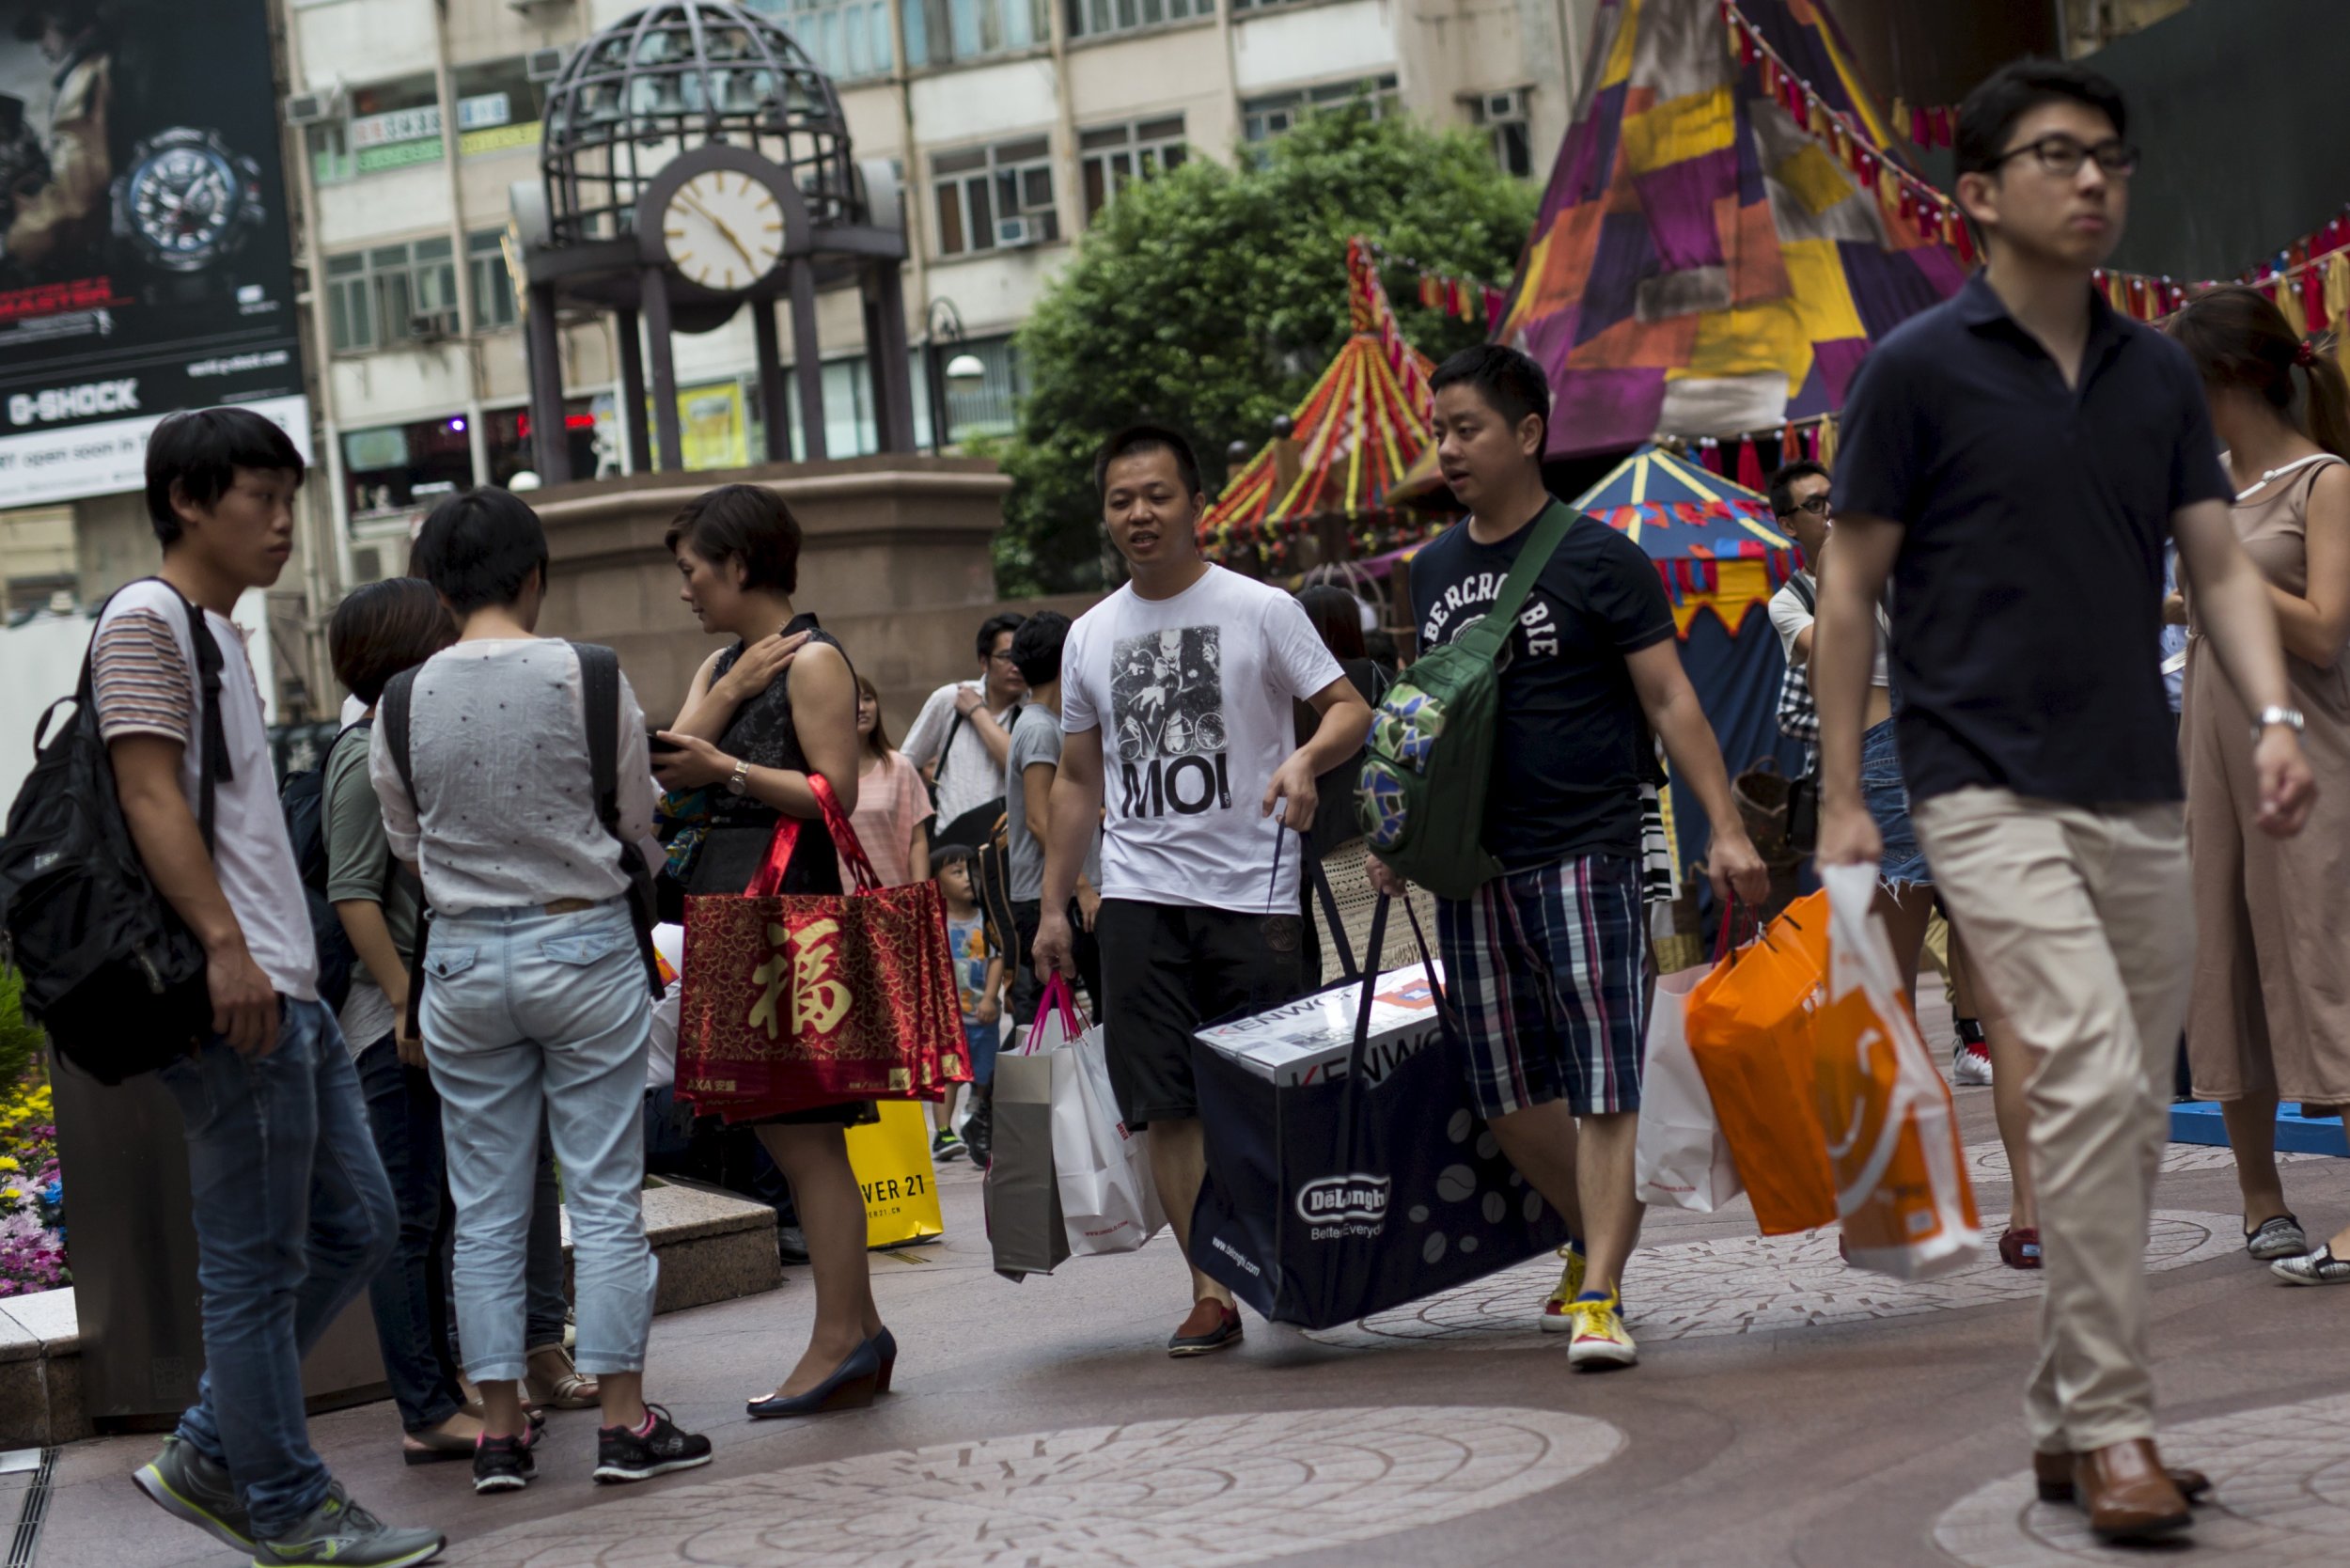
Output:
[1810, 61, 2314, 1543]
[904, 612, 1030, 828]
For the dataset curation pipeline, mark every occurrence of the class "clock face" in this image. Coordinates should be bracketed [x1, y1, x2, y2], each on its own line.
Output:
[131, 143, 242, 271]
[663, 169, 783, 292]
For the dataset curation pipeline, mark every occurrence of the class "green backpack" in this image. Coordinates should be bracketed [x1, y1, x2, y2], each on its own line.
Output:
[1355, 503, 1575, 900]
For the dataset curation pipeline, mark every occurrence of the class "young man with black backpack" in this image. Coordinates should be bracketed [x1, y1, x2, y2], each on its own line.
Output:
[370, 487, 707, 1496]
[1369, 346, 1766, 1372]
[92, 410, 442, 1567]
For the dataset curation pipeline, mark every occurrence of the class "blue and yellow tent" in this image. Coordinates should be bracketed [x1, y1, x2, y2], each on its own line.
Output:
[1571, 444, 1805, 882]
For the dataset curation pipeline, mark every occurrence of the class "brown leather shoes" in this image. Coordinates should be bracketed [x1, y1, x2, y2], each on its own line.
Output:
[2063, 1439, 2195, 1542]
[2032, 1447, 2210, 1504]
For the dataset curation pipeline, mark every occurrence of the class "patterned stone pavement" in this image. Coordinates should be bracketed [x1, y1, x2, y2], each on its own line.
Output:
[1965, 1137, 2326, 1181]
[1935, 1391, 2350, 1566]
[437, 1406, 1622, 1568]
[1305, 1211, 2239, 1350]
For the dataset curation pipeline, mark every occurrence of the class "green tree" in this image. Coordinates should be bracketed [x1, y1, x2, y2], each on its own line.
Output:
[990, 104, 1539, 594]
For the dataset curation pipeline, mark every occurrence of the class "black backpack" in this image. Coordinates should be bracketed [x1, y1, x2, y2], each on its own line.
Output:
[278, 722, 402, 1014]
[379, 640, 665, 1039]
[0, 582, 226, 1084]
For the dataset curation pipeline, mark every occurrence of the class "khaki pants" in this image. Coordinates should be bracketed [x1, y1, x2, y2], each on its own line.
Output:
[1911, 788, 2193, 1453]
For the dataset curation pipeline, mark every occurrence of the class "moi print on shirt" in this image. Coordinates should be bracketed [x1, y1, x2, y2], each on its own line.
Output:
[1109, 625, 1232, 819]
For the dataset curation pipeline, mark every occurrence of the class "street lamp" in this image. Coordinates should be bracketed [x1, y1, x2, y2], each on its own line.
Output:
[924, 297, 987, 452]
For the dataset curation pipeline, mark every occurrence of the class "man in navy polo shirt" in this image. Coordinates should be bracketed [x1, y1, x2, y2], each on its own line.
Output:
[1810, 61, 2314, 1544]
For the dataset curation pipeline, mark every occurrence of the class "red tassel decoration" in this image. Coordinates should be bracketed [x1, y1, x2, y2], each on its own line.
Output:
[1928, 106, 1952, 148]
[1699, 439, 1724, 476]
[1736, 438, 1766, 493]
[2308, 272, 2331, 335]
[1911, 105, 1929, 146]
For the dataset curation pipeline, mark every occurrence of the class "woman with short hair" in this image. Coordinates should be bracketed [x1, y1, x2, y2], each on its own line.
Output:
[653, 482, 896, 1414]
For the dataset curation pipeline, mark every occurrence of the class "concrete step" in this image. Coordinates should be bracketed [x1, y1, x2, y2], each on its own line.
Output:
[0, 1178, 780, 1448]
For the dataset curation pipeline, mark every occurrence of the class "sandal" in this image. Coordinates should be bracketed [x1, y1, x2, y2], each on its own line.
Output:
[402, 1428, 478, 1466]
[1998, 1227, 2042, 1270]
[2245, 1215, 2308, 1262]
[524, 1348, 601, 1411]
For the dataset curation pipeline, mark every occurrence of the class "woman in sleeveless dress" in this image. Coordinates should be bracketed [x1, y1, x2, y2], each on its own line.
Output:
[2171, 289, 2350, 1282]
[650, 484, 899, 1410]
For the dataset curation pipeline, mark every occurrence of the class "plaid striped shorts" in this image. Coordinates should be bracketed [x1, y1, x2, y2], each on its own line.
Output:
[1435, 853, 1649, 1120]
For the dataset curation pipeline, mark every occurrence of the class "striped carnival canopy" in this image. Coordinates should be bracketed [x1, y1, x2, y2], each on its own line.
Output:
[1572, 443, 1796, 637]
[1199, 238, 1446, 571]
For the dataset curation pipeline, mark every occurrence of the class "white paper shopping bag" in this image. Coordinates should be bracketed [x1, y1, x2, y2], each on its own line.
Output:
[1635, 962, 1743, 1212]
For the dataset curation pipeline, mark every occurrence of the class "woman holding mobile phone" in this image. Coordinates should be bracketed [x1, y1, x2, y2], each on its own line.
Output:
[649, 483, 893, 1417]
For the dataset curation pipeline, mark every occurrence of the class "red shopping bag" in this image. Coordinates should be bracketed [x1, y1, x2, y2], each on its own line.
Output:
[1684, 892, 1839, 1235]
[677, 776, 970, 1121]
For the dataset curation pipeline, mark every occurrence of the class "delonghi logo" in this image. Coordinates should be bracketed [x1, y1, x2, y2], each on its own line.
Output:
[8, 379, 140, 427]
[1295, 1174, 1391, 1225]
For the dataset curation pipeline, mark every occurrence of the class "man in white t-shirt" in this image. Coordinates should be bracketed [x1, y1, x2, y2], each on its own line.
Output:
[901, 612, 1028, 829]
[102, 410, 442, 1567]
[1033, 425, 1373, 1357]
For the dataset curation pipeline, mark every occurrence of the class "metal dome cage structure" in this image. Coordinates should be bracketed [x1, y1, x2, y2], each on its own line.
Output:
[511, 1, 915, 482]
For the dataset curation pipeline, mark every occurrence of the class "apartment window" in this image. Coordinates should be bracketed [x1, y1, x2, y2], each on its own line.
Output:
[750, 0, 893, 80]
[1241, 73, 1400, 143]
[306, 121, 354, 185]
[449, 56, 549, 157]
[903, 0, 1047, 68]
[1079, 117, 1185, 222]
[468, 230, 518, 331]
[324, 238, 459, 353]
[1467, 87, 1533, 179]
[1066, 0, 1209, 40]
[342, 416, 475, 521]
[932, 136, 1058, 258]
[345, 73, 444, 174]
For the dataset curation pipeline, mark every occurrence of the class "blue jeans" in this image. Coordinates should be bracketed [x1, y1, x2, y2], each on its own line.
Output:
[354, 1037, 572, 1432]
[156, 999, 395, 1539]
[421, 900, 657, 1382]
[1861, 717, 1933, 886]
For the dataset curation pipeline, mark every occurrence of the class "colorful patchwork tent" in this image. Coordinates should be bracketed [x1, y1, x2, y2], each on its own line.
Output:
[1499, 0, 1968, 458]
[1200, 239, 1445, 572]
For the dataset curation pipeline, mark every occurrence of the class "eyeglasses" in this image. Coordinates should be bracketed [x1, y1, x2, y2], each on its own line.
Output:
[986, 651, 1020, 667]
[1991, 135, 2140, 179]
[1777, 495, 1832, 519]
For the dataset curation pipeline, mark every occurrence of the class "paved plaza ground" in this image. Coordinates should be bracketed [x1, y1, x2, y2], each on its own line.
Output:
[35, 1027, 2350, 1568]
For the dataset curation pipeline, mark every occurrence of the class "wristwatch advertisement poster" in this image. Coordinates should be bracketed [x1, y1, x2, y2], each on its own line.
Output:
[0, 0, 306, 507]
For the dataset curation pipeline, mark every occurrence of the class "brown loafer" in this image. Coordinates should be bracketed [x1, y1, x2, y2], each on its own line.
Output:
[2032, 1447, 2210, 1504]
[2068, 1439, 2193, 1543]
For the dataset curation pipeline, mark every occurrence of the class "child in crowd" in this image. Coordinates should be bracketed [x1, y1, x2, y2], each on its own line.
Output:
[932, 844, 1002, 1165]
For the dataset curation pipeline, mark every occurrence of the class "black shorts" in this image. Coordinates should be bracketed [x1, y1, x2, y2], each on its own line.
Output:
[1095, 899, 1306, 1128]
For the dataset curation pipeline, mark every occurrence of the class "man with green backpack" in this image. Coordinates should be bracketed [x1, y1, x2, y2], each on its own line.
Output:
[1364, 345, 1767, 1371]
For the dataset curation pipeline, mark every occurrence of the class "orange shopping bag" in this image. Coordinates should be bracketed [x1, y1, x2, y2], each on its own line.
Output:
[1684, 891, 1838, 1235]
[1815, 865, 1982, 1278]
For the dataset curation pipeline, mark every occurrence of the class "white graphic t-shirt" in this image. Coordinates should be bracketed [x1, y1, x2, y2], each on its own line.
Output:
[1061, 566, 1343, 913]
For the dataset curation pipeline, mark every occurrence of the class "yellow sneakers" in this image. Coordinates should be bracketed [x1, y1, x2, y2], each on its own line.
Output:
[1564, 1294, 1637, 1371]
[1538, 1244, 1587, 1333]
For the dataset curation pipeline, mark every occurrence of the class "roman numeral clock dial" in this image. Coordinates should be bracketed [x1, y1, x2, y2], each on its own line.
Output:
[662, 170, 784, 293]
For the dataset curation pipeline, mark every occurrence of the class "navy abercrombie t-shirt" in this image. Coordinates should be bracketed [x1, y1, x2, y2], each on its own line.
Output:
[1409, 506, 1675, 869]
[1831, 274, 2232, 807]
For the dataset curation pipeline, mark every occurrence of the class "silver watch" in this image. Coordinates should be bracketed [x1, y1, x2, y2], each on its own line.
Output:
[2253, 705, 2306, 743]
[726, 757, 752, 796]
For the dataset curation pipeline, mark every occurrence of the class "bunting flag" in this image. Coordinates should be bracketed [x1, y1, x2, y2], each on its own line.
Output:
[1493, 0, 1964, 458]
[1199, 239, 1444, 570]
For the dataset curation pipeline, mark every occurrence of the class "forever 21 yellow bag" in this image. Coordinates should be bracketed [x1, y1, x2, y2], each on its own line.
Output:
[844, 1102, 945, 1249]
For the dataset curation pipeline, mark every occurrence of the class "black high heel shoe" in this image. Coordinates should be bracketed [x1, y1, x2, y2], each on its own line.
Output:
[746, 1339, 880, 1419]
[869, 1326, 898, 1395]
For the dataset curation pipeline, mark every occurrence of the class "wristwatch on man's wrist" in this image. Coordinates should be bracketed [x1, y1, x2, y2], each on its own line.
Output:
[2252, 705, 2306, 744]
[726, 757, 753, 796]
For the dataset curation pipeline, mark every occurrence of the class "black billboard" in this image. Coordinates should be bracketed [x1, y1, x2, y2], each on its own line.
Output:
[0, 0, 306, 505]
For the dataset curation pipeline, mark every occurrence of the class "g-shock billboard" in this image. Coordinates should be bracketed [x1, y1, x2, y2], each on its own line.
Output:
[0, 0, 306, 505]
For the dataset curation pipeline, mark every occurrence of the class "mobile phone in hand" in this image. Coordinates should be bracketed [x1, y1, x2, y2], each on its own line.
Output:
[648, 728, 684, 755]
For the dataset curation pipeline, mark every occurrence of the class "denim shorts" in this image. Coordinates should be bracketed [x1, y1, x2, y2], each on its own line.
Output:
[963, 1018, 1000, 1086]
[1861, 718, 1932, 886]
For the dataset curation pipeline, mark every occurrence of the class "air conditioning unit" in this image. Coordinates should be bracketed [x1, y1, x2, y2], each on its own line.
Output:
[1483, 88, 1528, 120]
[995, 215, 1042, 249]
[408, 308, 461, 342]
[524, 46, 569, 82]
[284, 87, 343, 128]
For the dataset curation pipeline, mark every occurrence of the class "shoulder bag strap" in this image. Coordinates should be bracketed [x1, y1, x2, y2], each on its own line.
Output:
[1788, 572, 1816, 614]
[1452, 503, 1576, 665]
[380, 666, 420, 809]
[159, 582, 229, 855]
[571, 642, 666, 998]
